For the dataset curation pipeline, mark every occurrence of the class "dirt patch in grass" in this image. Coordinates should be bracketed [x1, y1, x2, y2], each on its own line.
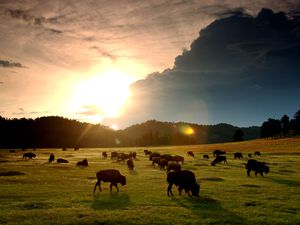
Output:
[0, 171, 25, 176]
[245, 201, 259, 207]
[194, 163, 207, 167]
[20, 201, 48, 210]
[201, 177, 225, 182]
[278, 169, 295, 173]
[241, 184, 261, 188]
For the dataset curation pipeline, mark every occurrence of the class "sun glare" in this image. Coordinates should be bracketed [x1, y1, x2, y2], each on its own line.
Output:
[70, 68, 133, 123]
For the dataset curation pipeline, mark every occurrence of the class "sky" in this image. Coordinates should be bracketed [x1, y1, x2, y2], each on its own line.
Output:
[0, 0, 300, 129]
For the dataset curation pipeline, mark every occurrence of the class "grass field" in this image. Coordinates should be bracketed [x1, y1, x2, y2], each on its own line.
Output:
[0, 138, 300, 225]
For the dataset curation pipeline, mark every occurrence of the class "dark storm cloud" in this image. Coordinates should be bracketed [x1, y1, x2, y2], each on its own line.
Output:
[0, 59, 25, 68]
[110, 8, 300, 127]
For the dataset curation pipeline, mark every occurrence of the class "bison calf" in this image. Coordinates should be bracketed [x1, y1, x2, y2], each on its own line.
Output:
[94, 169, 126, 192]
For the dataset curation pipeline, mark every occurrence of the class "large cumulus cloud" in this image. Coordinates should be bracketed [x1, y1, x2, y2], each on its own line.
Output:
[104, 8, 300, 128]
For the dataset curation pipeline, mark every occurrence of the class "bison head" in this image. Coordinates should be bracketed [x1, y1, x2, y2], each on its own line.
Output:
[191, 183, 200, 196]
[120, 175, 126, 186]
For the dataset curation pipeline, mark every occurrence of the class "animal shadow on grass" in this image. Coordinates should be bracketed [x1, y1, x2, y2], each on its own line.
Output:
[172, 196, 246, 224]
[92, 193, 130, 210]
[268, 177, 300, 187]
[0, 171, 25, 176]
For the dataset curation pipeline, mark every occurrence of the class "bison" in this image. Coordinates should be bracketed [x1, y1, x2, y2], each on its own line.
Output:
[57, 158, 69, 163]
[129, 152, 137, 159]
[245, 159, 269, 176]
[167, 170, 200, 197]
[149, 152, 161, 161]
[211, 156, 227, 166]
[255, 151, 261, 156]
[213, 149, 226, 157]
[102, 152, 107, 158]
[161, 154, 173, 161]
[49, 153, 55, 163]
[94, 169, 126, 192]
[167, 162, 181, 173]
[144, 150, 152, 155]
[77, 159, 88, 167]
[74, 147, 79, 151]
[152, 157, 161, 167]
[173, 155, 184, 164]
[159, 159, 169, 169]
[127, 159, 134, 170]
[117, 153, 131, 162]
[23, 152, 36, 160]
[234, 152, 243, 159]
[248, 153, 252, 158]
[62, 147, 67, 151]
[111, 151, 118, 159]
[203, 154, 209, 159]
[187, 151, 194, 157]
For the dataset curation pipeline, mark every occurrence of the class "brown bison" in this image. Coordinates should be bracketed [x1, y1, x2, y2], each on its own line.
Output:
[94, 169, 126, 192]
[213, 150, 226, 157]
[211, 156, 227, 166]
[167, 170, 200, 197]
[77, 159, 88, 167]
[173, 155, 184, 164]
[167, 162, 181, 173]
[203, 154, 209, 159]
[127, 159, 134, 170]
[187, 151, 194, 157]
[49, 153, 55, 163]
[245, 159, 269, 176]
[57, 158, 69, 163]
[234, 152, 243, 159]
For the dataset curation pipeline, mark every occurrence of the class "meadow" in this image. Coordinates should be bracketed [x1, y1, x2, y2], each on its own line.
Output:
[0, 138, 300, 225]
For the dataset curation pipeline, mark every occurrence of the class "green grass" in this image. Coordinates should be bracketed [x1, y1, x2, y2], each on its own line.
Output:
[0, 138, 300, 224]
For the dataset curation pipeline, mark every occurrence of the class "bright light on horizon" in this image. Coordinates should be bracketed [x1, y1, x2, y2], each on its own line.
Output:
[69, 67, 134, 124]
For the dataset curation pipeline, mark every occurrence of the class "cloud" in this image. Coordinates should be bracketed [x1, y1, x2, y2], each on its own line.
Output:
[6, 8, 63, 34]
[12, 108, 49, 116]
[0, 59, 25, 68]
[104, 8, 300, 128]
[89, 46, 116, 60]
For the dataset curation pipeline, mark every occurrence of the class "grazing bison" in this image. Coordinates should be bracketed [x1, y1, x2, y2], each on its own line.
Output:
[245, 159, 269, 176]
[161, 154, 173, 161]
[187, 151, 194, 157]
[167, 170, 200, 197]
[144, 150, 152, 155]
[152, 157, 161, 167]
[23, 152, 36, 160]
[203, 154, 209, 159]
[94, 169, 126, 192]
[77, 159, 88, 167]
[149, 153, 161, 161]
[173, 155, 184, 164]
[159, 159, 169, 169]
[248, 154, 252, 158]
[167, 162, 181, 173]
[213, 149, 226, 157]
[49, 153, 55, 163]
[111, 152, 118, 159]
[129, 152, 137, 159]
[255, 151, 261, 156]
[102, 152, 107, 158]
[117, 153, 131, 162]
[211, 156, 227, 166]
[57, 158, 69, 163]
[62, 147, 66, 151]
[74, 147, 79, 151]
[127, 159, 134, 170]
[234, 152, 243, 159]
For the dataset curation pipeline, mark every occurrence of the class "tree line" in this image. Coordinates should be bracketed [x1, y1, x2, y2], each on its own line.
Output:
[0, 116, 260, 148]
[260, 109, 300, 138]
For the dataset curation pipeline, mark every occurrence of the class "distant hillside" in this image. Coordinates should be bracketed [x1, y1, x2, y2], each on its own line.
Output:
[0, 116, 260, 148]
[117, 120, 260, 146]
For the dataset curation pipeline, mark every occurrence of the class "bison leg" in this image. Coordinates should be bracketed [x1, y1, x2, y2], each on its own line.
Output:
[167, 183, 173, 197]
[94, 181, 101, 192]
[247, 170, 251, 176]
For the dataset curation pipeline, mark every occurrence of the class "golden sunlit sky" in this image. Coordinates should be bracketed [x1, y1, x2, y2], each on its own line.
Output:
[1, 0, 300, 129]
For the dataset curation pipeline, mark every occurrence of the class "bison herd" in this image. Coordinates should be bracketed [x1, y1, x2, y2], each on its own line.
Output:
[17, 147, 270, 197]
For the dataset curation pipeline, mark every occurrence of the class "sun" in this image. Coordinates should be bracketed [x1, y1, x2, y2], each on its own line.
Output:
[70, 68, 133, 123]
